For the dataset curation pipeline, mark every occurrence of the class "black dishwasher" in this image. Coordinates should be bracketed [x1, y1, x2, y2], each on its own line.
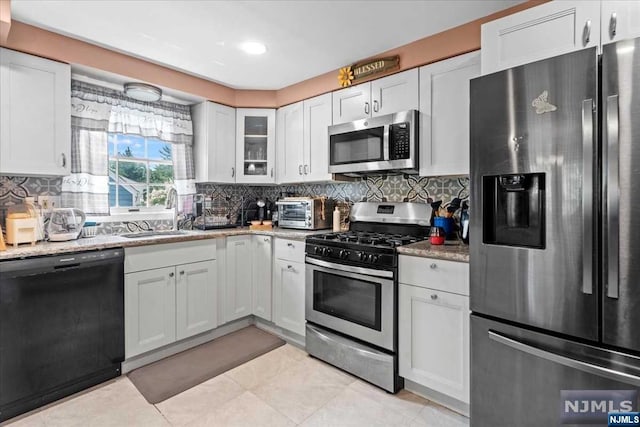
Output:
[0, 249, 124, 422]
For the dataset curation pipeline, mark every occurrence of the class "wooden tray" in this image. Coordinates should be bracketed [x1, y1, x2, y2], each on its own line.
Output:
[249, 224, 273, 231]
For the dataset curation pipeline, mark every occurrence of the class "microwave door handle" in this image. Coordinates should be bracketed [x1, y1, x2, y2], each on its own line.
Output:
[383, 124, 390, 161]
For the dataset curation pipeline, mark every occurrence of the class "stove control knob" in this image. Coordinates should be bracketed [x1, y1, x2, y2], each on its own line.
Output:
[367, 254, 375, 263]
[357, 251, 365, 261]
[371, 255, 379, 263]
[313, 246, 320, 255]
[320, 247, 328, 256]
[325, 248, 333, 256]
[339, 250, 349, 259]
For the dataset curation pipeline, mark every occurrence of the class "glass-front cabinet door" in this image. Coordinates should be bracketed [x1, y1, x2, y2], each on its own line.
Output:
[236, 108, 276, 184]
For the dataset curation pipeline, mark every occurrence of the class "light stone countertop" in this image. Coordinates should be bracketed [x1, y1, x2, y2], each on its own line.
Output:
[396, 240, 470, 263]
[0, 227, 327, 261]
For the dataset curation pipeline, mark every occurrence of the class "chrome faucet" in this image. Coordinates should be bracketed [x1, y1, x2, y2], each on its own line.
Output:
[165, 186, 179, 230]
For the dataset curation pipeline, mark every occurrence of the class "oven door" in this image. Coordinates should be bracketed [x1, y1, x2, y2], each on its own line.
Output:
[305, 257, 395, 351]
[278, 203, 309, 229]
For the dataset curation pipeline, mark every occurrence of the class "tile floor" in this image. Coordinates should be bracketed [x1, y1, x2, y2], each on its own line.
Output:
[5, 344, 469, 427]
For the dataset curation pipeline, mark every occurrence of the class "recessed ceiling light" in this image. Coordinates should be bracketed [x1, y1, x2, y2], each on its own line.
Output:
[240, 41, 267, 55]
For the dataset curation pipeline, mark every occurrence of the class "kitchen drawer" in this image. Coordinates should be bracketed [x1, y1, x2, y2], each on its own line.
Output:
[274, 238, 305, 263]
[125, 239, 217, 273]
[398, 255, 469, 296]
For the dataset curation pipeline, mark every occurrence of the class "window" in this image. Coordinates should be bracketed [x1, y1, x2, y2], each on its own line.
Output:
[108, 134, 174, 209]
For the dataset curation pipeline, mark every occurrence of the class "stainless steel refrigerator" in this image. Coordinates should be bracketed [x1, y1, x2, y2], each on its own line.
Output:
[470, 37, 640, 426]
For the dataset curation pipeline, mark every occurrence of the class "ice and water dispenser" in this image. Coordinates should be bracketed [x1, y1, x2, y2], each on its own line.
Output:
[482, 173, 545, 248]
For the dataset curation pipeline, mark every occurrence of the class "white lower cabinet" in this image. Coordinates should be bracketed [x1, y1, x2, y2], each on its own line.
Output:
[125, 267, 177, 358]
[399, 283, 470, 404]
[272, 238, 306, 336]
[176, 260, 218, 340]
[225, 235, 253, 322]
[252, 235, 273, 321]
[124, 240, 217, 359]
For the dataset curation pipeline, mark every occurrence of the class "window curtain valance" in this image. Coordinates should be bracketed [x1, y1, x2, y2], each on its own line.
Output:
[62, 80, 196, 216]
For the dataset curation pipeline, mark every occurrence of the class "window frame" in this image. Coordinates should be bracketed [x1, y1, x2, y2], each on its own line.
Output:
[108, 133, 174, 213]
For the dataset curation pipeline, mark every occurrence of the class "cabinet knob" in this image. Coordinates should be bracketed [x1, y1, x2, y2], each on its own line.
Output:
[60, 153, 67, 168]
[264, 237, 270, 242]
[180, 271, 185, 275]
[287, 265, 294, 271]
[299, 165, 303, 175]
[270, 168, 274, 178]
[373, 100, 379, 113]
[610, 12, 617, 38]
[430, 263, 437, 269]
[304, 164, 309, 175]
[583, 19, 592, 45]
[431, 294, 438, 300]
[287, 242, 294, 247]
[169, 272, 175, 277]
[231, 167, 235, 178]
[364, 102, 370, 115]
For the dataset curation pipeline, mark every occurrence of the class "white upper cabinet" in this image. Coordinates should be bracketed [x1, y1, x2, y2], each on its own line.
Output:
[332, 69, 419, 124]
[332, 82, 371, 124]
[192, 101, 236, 183]
[277, 93, 333, 184]
[236, 108, 276, 184]
[276, 101, 304, 184]
[0, 48, 71, 176]
[419, 52, 480, 177]
[481, 1, 601, 75]
[303, 93, 333, 182]
[601, 1, 640, 45]
[370, 69, 419, 117]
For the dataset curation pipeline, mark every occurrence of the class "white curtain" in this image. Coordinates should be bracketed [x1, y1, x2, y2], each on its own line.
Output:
[62, 80, 196, 215]
[61, 81, 112, 214]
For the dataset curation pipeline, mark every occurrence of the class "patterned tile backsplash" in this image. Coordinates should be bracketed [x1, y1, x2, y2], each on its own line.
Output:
[1, 174, 468, 235]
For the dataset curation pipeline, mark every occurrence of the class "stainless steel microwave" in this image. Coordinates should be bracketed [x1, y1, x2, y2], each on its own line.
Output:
[328, 110, 418, 175]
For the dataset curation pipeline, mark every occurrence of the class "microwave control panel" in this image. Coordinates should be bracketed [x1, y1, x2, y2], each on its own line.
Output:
[390, 122, 411, 160]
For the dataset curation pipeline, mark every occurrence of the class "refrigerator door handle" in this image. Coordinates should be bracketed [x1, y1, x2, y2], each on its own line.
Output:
[488, 330, 640, 387]
[606, 95, 620, 299]
[581, 99, 594, 295]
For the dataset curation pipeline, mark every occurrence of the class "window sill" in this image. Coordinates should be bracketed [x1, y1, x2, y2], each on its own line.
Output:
[88, 211, 173, 223]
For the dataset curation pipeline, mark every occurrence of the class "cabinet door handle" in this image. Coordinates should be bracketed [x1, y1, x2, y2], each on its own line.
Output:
[231, 167, 235, 178]
[364, 102, 370, 115]
[373, 100, 379, 113]
[60, 153, 67, 168]
[287, 242, 294, 247]
[430, 263, 437, 269]
[264, 237, 270, 242]
[430, 294, 438, 300]
[610, 12, 617, 38]
[299, 165, 303, 175]
[287, 265, 294, 271]
[179, 270, 185, 275]
[583, 19, 592, 45]
[270, 168, 274, 178]
[304, 164, 309, 175]
[169, 272, 175, 278]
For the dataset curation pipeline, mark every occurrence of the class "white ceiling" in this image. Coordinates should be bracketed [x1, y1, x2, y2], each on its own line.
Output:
[12, 0, 524, 90]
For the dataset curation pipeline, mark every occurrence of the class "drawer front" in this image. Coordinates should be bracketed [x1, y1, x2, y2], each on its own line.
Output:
[274, 238, 305, 263]
[398, 255, 469, 296]
[125, 239, 217, 273]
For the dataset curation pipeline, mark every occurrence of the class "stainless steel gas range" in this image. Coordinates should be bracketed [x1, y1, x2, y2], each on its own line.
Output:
[304, 202, 431, 393]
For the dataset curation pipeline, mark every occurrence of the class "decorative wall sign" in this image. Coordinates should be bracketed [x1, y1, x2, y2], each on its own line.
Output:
[338, 56, 400, 87]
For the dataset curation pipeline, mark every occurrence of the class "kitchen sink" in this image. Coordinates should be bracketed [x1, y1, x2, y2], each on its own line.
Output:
[120, 230, 188, 238]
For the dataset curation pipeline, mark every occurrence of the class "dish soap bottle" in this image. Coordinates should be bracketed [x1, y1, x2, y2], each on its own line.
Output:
[333, 206, 341, 232]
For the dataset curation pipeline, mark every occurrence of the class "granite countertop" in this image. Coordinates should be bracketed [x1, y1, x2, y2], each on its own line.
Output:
[397, 240, 469, 263]
[0, 227, 325, 261]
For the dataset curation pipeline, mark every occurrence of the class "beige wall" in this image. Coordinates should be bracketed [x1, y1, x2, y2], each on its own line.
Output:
[0, 0, 548, 107]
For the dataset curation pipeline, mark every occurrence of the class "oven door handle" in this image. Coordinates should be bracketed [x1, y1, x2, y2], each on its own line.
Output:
[305, 256, 394, 279]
